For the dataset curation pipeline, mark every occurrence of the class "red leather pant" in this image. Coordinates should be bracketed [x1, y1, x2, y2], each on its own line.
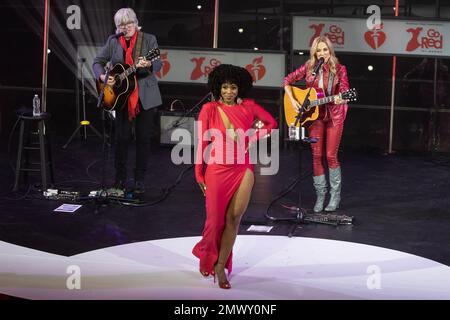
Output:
[308, 119, 344, 176]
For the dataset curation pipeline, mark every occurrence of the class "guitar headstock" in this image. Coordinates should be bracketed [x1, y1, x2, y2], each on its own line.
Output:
[145, 48, 161, 62]
[341, 88, 358, 102]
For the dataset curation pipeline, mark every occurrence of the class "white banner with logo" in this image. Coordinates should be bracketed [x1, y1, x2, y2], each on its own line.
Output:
[154, 49, 285, 88]
[293, 16, 450, 57]
[77, 46, 285, 94]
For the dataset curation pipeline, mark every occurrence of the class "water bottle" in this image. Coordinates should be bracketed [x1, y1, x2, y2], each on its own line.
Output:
[33, 94, 41, 117]
[288, 123, 300, 141]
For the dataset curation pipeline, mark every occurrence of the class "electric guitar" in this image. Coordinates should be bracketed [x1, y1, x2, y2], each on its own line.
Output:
[97, 48, 161, 111]
[284, 86, 357, 128]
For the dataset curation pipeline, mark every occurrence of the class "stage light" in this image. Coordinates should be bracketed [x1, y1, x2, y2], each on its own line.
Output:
[368, 65, 374, 71]
[254, 47, 259, 51]
[47, 49, 51, 54]
[238, 28, 244, 33]
[13, 1, 114, 96]
[263, 17, 267, 20]
[298, 51, 304, 55]
[197, 5, 202, 10]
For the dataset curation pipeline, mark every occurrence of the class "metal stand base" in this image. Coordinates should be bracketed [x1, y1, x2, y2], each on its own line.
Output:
[64, 57, 105, 149]
[63, 121, 103, 149]
[265, 136, 354, 237]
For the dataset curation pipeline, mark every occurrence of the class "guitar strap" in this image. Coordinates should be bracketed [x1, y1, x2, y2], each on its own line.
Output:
[327, 73, 335, 96]
[319, 72, 335, 122]
[130, 32, 144, 118]
[133, 31, 144, 62]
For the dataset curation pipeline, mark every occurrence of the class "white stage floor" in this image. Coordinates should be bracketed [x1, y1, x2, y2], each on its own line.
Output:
[1, 235, 449, 300]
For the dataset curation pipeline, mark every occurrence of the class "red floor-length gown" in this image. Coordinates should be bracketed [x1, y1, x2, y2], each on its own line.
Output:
[192, 98, 277, 275]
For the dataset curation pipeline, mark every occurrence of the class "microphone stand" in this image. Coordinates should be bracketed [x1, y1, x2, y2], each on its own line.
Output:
[90, 59, 139, 214]
[264, 67, 321, 237]
[62, 58, 103, 148]
[293, 58, 323, 129]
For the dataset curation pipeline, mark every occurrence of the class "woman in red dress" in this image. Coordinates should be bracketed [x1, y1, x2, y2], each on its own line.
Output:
[193, 64, 277, 289]
[284, 36, 350, 213]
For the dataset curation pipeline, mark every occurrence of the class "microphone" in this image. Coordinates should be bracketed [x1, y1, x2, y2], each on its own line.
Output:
[110, 32, 125, 39]
[312, 57, 325, 76]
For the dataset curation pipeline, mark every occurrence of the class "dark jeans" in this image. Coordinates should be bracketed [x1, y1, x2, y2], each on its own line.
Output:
[114, 105, 158, 183]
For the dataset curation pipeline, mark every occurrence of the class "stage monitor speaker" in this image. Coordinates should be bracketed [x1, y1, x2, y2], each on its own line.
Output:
[160, 111, 197, 146]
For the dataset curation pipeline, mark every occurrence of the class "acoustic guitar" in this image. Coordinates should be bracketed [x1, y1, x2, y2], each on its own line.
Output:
[284, 86, 357, 128]
[97, 47, 161, 111]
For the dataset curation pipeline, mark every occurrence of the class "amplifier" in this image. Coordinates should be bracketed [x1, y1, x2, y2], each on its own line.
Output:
[160, 111, 197, 146]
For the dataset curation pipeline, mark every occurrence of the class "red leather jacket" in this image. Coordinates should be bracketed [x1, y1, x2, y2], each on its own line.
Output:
[284, 62, 350, 126]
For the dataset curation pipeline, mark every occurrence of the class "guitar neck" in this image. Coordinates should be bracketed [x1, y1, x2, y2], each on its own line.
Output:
[115, 50, 158, 81]
[118, 64, 137, 81]
[309, 94, 339, 107]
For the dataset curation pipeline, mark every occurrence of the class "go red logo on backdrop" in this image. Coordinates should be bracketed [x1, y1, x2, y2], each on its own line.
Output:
[406, 27, 443, 52]
[245, 56, 266, 83]
[309, 23, 325, 46]
[154, 52, 171, 79]
[190, 57, 221, 80]
[309, 24, 345, 46]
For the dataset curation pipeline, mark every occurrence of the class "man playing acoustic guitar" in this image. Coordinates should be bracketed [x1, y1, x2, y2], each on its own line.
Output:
[93, 7, 162, 194]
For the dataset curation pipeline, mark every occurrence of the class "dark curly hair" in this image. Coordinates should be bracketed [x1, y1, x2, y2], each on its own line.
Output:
[207, 64, 253, 101]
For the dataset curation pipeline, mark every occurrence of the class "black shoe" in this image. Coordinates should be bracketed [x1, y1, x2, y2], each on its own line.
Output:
[134, 181, 146, 194]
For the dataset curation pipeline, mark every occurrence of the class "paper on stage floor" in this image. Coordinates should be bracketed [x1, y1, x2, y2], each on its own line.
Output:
[54, 204, 82, 213]
[247, 225, 273, 232]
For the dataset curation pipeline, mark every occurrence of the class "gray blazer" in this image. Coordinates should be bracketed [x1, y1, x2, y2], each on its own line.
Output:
[93, 32, 163, 110]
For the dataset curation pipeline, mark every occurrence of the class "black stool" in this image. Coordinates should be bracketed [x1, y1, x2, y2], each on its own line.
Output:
[13, 112, 55, 191]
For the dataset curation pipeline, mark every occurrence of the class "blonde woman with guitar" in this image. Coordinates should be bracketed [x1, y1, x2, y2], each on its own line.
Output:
[284, 36, 351, 213]
[93, 8, 162, 194]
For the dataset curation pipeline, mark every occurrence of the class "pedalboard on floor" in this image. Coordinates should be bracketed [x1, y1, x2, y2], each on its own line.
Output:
[43, 188, 141, 204]
[43, 189, 81, 201]
[303, 213, 354, 226]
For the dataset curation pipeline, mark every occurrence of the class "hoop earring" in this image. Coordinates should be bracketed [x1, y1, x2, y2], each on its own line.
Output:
[236, 97, 243, 104]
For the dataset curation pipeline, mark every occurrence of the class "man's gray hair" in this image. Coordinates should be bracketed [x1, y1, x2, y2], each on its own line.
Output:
[114, 8, 142, 32]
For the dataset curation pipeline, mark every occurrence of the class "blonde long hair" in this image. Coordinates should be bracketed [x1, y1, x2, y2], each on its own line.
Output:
[307, 36, 339, 75]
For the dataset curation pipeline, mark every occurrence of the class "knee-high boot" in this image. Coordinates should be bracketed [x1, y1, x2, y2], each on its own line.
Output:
[325, 167, 341, 212]
[313, 175, 327, 213]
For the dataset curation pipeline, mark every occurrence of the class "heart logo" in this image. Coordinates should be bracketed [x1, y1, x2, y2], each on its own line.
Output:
[154, 52, 171, 78]
[364, 30, 386, 50]
[245, 56, 266, 82]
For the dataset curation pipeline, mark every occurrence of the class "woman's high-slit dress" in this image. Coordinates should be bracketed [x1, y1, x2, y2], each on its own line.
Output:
[193, 98, 277, 275]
